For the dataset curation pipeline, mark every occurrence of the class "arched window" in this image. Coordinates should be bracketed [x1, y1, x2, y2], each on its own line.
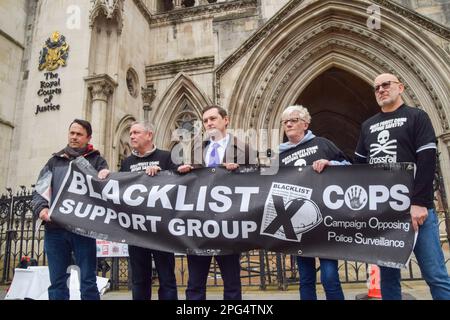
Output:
[170, 99, 201, 164]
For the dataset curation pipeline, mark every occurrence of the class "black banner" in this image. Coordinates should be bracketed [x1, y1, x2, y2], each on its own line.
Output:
[49, 158, 416, 268]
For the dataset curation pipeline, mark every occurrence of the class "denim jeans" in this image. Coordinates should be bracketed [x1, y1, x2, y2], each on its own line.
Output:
[128, 245, 178, 300]
[44, 228, 99, 300]
[297, 256, 344, 300]
[380, 209, 450, 300]
[186, 254, 242, 300]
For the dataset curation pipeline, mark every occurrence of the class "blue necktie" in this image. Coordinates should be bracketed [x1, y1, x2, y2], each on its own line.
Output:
[207, 143, 221, 167]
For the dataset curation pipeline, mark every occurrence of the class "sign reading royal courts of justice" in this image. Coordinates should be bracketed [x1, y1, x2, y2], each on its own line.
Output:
[35, 31, 69, 115]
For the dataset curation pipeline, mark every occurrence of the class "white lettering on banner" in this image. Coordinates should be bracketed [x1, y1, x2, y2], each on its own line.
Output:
[86, 175, 102, 200]
[105, 208, 117, 224]
[101, 179, 120, 204]
[168, 219, 258, 239]
[324, 216, 367, 230]
[354, 233, 405, 248]
[66, 172, 260, 213]
[57, 200, 162, 231]
[123, 184, 147, 206]
[75, 202, 92, 218]
[368, 217, 410, 232]
[323, 184, 410, 211]
[327, 231, 406, 248]
[67, 171, 87, 194]
[175, 185, 194, 211]
[196, 186, 207, 211]
[235, 187, 259, 212]
[118, 212, 131, 228]
[322, 186, 344, 210]
[389, 184, 410, 211]
[60, 199, 75, 214]
[147, 185, 175, 209]
[328, 231, 353, 243]
[323, 216, 410, 232]
[210, 186, 232, 212]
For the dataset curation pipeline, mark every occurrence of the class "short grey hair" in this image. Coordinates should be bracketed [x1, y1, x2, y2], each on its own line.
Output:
[131, 121, 154, 133]
[281, 105, 311, 124]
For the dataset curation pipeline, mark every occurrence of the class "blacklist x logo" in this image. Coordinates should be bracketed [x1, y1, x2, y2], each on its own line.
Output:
[263, 195, 306, 241]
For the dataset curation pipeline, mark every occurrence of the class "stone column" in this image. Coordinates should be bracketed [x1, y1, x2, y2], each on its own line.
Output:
[438, 131, 450, 206]
[173, 0, 183, 9]
[437, 130, 450, 245]
[85, 74, 117, 155]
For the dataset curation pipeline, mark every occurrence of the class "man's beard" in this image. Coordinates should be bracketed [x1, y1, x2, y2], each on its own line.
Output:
[378, 96, 394, 107]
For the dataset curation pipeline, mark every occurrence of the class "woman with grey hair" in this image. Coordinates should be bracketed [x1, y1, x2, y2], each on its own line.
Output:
[278, 105, 350, 300]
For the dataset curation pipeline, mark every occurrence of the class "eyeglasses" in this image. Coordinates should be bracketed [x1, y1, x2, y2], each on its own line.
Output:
[280, 118, 303, 126]
[374, 81, 399, 93]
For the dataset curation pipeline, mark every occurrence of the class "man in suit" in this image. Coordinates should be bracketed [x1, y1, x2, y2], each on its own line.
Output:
[177, 105, 257, 300]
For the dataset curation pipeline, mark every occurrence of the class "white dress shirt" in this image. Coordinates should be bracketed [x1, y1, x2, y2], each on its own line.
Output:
[204, 134, 230, 166]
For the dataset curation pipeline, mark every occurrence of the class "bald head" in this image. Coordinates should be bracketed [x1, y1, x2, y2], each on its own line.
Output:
[374, 73, 400, 84]
[374, 73, 404, 112]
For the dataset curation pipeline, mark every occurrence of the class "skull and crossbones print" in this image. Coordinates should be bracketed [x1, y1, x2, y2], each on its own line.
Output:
[369, 130, 397, 157]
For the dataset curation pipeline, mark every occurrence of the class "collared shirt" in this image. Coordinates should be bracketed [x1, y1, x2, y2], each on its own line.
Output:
[204, 134, 230, 166]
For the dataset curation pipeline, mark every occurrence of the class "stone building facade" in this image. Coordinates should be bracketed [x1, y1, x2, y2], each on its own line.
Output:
[0, 0, 449, 202]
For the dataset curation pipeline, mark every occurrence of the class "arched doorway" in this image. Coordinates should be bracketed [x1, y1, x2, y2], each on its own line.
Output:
[295, 67, 379, 158]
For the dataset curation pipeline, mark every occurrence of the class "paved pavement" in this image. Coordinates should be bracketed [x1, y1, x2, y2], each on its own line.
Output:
[0, 280, 433, 300]
[92, 280, 433, 300]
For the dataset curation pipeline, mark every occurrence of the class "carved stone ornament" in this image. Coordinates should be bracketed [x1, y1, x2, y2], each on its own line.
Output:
[85, 74, 118, 102]
[90, 0, 124, 34]
[133, 0, 257, 27]
[126, 68, 139, 98]
[38, 31, 69, 72]
[141, 84, 156, 108]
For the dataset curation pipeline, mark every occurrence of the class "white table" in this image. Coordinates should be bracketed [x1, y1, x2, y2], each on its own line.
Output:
[5, 266, 110, 300]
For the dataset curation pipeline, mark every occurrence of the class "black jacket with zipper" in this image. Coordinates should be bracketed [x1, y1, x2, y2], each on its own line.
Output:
[31, 148, 108, 229]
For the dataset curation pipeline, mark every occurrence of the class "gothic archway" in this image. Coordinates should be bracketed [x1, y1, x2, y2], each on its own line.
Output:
[152, 73, 212, 149]
[296, 67, 379, 159]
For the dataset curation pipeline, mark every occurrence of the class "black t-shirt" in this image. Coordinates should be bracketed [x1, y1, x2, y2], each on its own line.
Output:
[355, 104, 437, 208]
[279, 136, 348, 167]
[119, 149, 176, 173]
[355, 104, 436, 164]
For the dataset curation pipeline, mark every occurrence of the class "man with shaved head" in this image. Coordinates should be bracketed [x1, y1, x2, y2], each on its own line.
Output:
[354, 73, 450, 299]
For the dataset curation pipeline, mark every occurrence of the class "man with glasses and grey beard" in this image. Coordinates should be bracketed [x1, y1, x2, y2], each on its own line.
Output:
[354, 73, 450, 300]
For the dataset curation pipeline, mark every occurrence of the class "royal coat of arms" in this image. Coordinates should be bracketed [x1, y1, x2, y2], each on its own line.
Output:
[38, 31, 69, 71]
